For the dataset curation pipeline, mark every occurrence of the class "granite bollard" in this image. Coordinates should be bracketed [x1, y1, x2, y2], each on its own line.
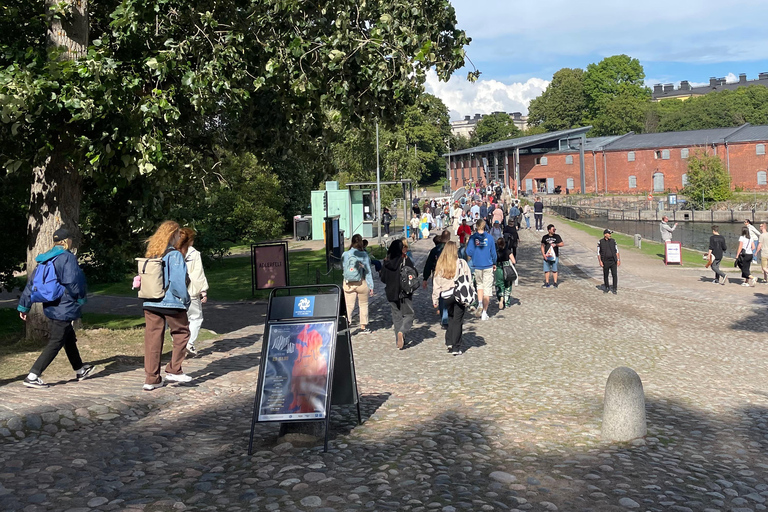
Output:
[601, 366, 647, 442]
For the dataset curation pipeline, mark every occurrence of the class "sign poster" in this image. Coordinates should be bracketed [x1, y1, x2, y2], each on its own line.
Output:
[665, 241, 682, 265]
[258, 321, 336, 421]
[254, 244, 287, 289]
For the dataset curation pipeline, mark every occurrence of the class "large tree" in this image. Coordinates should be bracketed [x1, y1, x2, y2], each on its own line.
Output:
[582, 54, 650, 135]
[1, 0, 472, 336]
[527, 68, 586, 131]
[469, 112, 521, 146]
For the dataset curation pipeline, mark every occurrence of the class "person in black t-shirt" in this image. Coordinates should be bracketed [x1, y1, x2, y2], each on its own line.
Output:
[597, 229, 620, 294]
[706, 225, 728, 285]
[540, 224, 564, 288]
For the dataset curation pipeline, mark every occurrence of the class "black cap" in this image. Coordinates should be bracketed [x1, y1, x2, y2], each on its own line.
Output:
[52, 227, 72, 242]
[603, 229, 612, 235]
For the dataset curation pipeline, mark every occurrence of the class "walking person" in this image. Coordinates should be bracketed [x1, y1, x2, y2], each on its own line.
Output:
[422, 231, 450, 328]
[533, 197, 544, 231]
[466, 219, 497, 320]
[380, 239, 417, 349]
[660, 216, 677, 242]
[509, 202, 520, 230]
[523, 203, 532, 230]
[736, 226, 757, 287]
[17, 227, 94, 389]
[755, 222, 768, 283]
[141, 221, 192, 391]
[541, 224, 564, 288]
[432, 241, 469, 355]
[745, 219, 760, 253]
[381, 207, 392, 236]
[410, 213, 420, 243]
[597, 229, 620, 294]
[176, 228, 209, 356]
[503, 218, 519, 260]
[342, 234, 374, 334]
[494, 237, 517, 309]
[706, 225, 728, 285]
[452, 202, 463, 235]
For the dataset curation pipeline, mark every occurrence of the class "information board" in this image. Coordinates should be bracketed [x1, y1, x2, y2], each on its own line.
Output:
[258, 320, 336, 421]
[251, 242, 289, 294]
[664, 241, 682, 265]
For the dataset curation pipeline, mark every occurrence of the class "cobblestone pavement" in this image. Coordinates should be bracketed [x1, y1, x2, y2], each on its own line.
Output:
[2, 215, 768, 512]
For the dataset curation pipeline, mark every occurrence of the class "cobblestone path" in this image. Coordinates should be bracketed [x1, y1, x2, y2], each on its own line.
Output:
[2, 215, 768, 512]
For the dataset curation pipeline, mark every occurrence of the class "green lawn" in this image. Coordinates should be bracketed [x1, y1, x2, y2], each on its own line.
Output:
[557, 218, 729, 267]
[88, 247, 389, 301]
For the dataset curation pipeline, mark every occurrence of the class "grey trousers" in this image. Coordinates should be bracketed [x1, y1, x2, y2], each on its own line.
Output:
[711, 258, 726, 280]
[389, 298, 414, 339]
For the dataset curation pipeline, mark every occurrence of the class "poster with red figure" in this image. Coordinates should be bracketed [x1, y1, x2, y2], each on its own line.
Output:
[258, 321, 335, 421]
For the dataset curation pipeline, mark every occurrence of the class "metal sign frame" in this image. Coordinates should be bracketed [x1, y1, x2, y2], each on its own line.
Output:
[248, 285, 361, 454]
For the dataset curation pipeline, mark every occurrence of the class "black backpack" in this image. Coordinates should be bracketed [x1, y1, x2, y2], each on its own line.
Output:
[399, 259, 420, 298]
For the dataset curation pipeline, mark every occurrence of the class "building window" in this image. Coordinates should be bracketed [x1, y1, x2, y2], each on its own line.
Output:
[653, 172, 665, 192]
[662, 149, 670, 160]
[535, 156, 548, 166]
[758, 171, 767, 185]
[681, 148, 689, 159]
[758, 144, 766, 156]
[682, 173, 689, 187]
[654, 150, 661, 159]
[565, 155, 573, 165]
[566, 178, 575, 190]
[628, 151, 635, 162]
[628, 175, 637, 189]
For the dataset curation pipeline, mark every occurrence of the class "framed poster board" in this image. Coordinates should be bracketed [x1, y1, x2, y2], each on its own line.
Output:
[664, 241, 682, 265]
[251, 242, 289, 294]
[257, 320, 337, 422]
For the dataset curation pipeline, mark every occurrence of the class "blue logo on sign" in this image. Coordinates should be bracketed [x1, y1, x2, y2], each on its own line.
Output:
[294, 296, 315, 317]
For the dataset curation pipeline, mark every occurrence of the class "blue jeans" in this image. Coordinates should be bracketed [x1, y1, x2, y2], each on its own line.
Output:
[524, 215, 530, 229]
[438, 296, 449, 325]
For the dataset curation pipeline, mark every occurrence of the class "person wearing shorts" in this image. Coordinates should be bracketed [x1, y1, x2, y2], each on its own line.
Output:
[541, 224, 564, 288]
[466, 219, 497, 321]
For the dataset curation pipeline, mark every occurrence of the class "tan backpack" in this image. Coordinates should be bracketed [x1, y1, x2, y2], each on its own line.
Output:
[135, 257, 167, 299]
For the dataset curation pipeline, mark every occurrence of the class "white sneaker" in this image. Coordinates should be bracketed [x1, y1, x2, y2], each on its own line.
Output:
[481, 311, 489, 321]
[165, 373, 193, 383]
[143, 382, 164, 391]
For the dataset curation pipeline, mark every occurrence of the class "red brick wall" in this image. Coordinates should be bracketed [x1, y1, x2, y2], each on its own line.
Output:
[448, 141, 768, 193]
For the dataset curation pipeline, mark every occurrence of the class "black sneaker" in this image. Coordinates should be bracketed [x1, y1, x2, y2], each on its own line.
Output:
[77, 364, 95, 382]
[452, 349, 463, 356]
[23, 377, 48, 389]
[611, 289, 617, 295]
[553, 282, 559, 288]
[186, 343, 198, 356]
[542, 283, 550, 288]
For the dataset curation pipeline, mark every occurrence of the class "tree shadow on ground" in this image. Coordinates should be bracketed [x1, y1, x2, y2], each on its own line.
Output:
[729, 293, 768, 332]
[3, 388, 768, 512]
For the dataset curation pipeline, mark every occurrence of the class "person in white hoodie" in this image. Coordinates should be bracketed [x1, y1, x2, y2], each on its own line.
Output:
[176, 228, 209, 355]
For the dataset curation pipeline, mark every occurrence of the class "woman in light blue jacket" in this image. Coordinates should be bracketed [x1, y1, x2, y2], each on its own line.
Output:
[341, 234, 374, 334]
[142, 221, 191, 391]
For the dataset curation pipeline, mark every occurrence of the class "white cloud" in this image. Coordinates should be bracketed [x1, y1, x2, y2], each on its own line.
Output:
[425, 71, 549, 121]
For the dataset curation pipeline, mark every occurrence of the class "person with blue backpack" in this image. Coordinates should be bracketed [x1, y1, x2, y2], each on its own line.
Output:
[17, 227, 94, 389]
[342, 234, 374, 335]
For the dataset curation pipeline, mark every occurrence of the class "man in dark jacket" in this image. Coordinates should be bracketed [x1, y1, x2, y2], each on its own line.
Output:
[503, 220, 519, 259]
[380, 239, 417, 350]
[597, 229, 620, 294]
[17, 227, 95, 388]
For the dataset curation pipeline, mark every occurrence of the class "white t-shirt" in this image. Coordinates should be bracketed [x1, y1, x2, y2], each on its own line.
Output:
[739, 235, 753, 255]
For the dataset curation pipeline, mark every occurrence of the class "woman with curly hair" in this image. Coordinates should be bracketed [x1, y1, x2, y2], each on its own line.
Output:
[176, 227, 209, 355]
[142, 221, 192, 391]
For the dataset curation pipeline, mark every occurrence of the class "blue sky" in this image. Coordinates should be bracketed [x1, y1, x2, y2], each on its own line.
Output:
[426, 0, 768, 120]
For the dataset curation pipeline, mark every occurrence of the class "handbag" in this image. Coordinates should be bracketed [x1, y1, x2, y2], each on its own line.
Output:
[502, 261, 518, 285]
[734, 250, 744, 268]
[453, 260, 477, 306]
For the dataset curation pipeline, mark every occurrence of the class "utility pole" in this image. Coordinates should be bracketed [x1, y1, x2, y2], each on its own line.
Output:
[376, 122, 381, 247]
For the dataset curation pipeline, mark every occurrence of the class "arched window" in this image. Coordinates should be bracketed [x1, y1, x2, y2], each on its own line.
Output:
[628, 176, 637, 189]
[565, 155, 573, 165]
[566, 178, 575, 190]
[758, 171, 767, 185]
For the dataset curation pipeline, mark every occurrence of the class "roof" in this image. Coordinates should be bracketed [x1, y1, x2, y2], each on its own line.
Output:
[652, 77, 768, 100]
[345, 180, 413, 186]
[446, 126, 593, 157]
[549, 136, 624, 153]
[602, 126, 747, 150]
[727, 125, 768, 143]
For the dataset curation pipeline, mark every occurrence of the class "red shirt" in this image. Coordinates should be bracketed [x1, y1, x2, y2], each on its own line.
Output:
[457, 224, 472, 245]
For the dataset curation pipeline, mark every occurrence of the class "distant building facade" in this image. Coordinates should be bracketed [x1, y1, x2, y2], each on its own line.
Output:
[450, 111, 529, 138]
[652, 73, 768, 101]
[446, 124, 768, 195]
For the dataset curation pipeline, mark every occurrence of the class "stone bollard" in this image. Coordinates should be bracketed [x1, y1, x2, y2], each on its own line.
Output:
[601, 367, 647, 442]
[634, 234, 642, 249]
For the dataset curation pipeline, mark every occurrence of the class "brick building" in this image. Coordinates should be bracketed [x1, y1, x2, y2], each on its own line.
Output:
[446, 124, 768, 195]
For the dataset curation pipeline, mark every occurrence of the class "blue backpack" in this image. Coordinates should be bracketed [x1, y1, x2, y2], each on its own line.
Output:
[343, 252, 364, 282]
[30, 258, 66, 303]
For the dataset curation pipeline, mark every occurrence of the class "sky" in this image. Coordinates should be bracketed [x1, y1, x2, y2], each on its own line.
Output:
[426, 0, 768, 121]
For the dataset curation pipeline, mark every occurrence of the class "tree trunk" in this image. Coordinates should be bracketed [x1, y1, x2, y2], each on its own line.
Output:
[25, 1, 88, 340]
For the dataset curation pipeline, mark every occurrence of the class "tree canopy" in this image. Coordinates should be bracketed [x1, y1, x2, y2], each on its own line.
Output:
[527, 68, 586, 131]
[682, 151, 732, 209]
[469, 112, 521, 146]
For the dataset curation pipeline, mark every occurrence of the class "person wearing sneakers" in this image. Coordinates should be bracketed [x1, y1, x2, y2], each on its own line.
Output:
[706, 226, 728, 285]
[541, 224, 564, 288]
[342, 234, 374, 335]
[381, 239, 417, 349]
[756, 222, 768, 283]
[176, 228, 209, 356]
[141, 221, 192, 391]
[17, 227, 94, 389]
[597, 229, 620, 294]
[736, 226, 757, 287]
[466, 219, 497, 321]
